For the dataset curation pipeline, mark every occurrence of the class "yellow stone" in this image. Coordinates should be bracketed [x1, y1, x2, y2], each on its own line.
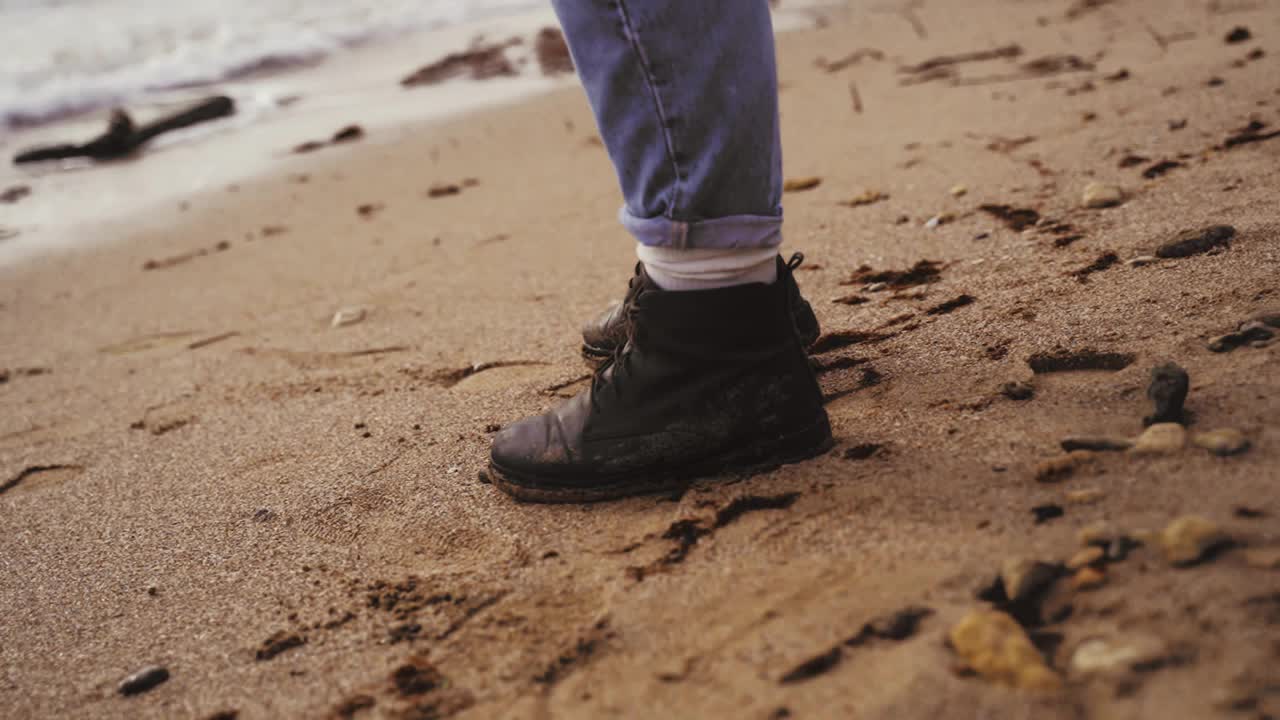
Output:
[1193, 428, 1250, 456]
[783, 177, 822, 192]
[1068, 546, 1105, 570]
[1070, 567, 1107, 591]
[1065, 488, 1105, 505]
[1243, 547, 1280, 569]
[1160, 515, 1228, 566]
[1130, 423, 1187, 455]
[1077, 521, 1116, 547]
[949, 610, 1061, 691]
[841, 189, 888, 207]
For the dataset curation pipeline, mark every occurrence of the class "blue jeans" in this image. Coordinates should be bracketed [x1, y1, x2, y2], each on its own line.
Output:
[551, 0, 783, 250]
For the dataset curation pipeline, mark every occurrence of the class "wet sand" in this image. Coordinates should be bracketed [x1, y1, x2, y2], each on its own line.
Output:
[2, 1, 1279, 718]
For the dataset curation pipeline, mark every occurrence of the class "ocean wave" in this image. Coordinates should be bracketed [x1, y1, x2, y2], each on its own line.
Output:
[0, 0, 543, 129]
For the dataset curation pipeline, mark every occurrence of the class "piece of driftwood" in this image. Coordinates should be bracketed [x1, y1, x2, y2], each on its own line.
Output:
[13, 96, 235, 165]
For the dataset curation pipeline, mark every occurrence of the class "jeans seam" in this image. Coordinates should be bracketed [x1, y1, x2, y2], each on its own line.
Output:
[612, 0, 684, 234]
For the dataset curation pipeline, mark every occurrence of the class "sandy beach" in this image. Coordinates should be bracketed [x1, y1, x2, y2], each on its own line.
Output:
[2, 1, 1279, 718]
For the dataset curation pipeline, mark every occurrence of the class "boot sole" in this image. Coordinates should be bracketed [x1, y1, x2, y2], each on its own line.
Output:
[487, 413, 834, 504]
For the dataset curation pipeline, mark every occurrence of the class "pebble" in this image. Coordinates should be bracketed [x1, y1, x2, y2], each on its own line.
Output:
[1034, 451, 1093, 483]
[1067, 546, 1105, 570]
[1061, 436, 1131, 452]
[1160, 515, 1228, 566]
[1193, 428, 1250, 456]
[1127, 255, 1158, 267]
[331, 307, 367, 328]
[950, 184, 969, 197]
[865, 282, 888, 293]
[1001, 381, 1035, 401]
[948, 610, 1061, 691]
[1001, 558, 1060, 603]
[1243, 547, 1280, 569]
[1155, 224, 1235, 258]
[1070, 567, 1107, 591]
[1145, 362, 1189, 426]
[925, 213, 955, 229]
[118, 665, 170, 696]
[841, 189, 888, 207]
[1082, 182, 1125, 209]
[1129, 423, 1187, 455]
[1065, 488, 1106, 505]
[1078, 521, 1118, 547]
[1252, 311, 1280, 328]
[783, 177, 822, 193]
[1070, 636, 1167, 676]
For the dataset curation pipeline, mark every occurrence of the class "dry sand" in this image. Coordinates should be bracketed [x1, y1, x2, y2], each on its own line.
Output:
[2, 1, 1279, 718]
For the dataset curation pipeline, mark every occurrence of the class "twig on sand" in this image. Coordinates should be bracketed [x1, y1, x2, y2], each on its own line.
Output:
[849, 81, 864, 114]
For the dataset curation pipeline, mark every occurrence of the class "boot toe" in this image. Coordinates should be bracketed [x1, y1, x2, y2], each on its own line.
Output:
[489, 394, 588, 478]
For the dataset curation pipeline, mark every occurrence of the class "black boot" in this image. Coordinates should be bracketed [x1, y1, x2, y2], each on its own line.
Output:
[488, 268, 833, 503]
[581, 253, 821, 363]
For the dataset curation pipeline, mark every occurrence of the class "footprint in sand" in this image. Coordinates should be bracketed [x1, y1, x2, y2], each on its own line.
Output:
[0, 464, 84, 497]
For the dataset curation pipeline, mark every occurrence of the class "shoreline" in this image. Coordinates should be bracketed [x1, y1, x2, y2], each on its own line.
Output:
[0, 3, 835, 270]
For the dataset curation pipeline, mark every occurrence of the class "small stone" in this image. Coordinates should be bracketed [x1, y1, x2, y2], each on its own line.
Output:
[1031, 504, 1065, 524]
[1107, 537, 1139, 562]
[1034, 450, 1094, 483]
[1065, 488, 1106, 505]
[1129, 423, 1187, 455]
[1155, 224, 1235, 258]
[1252, 311, 1280, 329]
[1224, 26, 1251, 44]
[1160, 515, 1228, 566]
[1238, 320, 1275, 342]
[925, 213, 955, 229]
[783, 177, 822, 192]
[118, 665, 170, 696]
[146, 585, 158, 597]
[1082, 182, 1125, 209]
[1145, 362, 1189, 426]
[1127, 255, 1158, 267]
[1070, 567, 1107, 591]
[840, 189, 889, 207]
[1193, 428, 1250, 456]
[331, 307, 366, 328]
[948, 610, 1061, 691]
[1001, 381, 1035, 401]
[1070, 636, 1167, 676]
[1243, 547, 1280, 569]
[1061, 436, 1131, 452]
[1001, 558, 1061, 604]
[865, 282, 888, 293]
[950, 184, 969, 197]
[1068, 547, 1105, 570]
[1078, 521, 1117, 548]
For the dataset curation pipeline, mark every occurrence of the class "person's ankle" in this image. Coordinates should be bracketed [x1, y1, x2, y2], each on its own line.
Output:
[635, 245, 778, 291]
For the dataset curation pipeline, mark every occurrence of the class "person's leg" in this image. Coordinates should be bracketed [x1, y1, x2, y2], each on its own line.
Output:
[487, 1, 831, 502]
[551, 0, 782, 285]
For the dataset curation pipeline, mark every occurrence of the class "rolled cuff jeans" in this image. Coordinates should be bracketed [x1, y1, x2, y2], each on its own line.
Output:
[551, 0, 783, 250]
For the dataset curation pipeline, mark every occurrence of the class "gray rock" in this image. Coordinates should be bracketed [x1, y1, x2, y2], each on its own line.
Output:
[118, 665, 169, 696]
[1145, 362, 1189, 426]
[1155, 225, 1235, 258]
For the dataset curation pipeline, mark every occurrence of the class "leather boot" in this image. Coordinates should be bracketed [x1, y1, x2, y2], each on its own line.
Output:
[489, 267, 833, 503]
[581, 253, 821, 363]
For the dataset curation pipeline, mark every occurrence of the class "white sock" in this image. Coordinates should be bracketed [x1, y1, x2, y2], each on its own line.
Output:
[635, 245, 778, 291]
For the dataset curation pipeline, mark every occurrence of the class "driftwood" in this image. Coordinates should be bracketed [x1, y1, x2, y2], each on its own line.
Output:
[13, 96, 235, 165]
